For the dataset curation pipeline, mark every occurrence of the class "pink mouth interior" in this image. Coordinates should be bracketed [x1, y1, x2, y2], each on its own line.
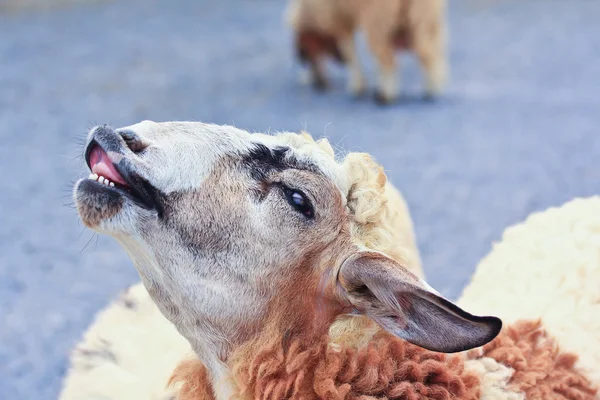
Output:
[89, 146, 129, 186]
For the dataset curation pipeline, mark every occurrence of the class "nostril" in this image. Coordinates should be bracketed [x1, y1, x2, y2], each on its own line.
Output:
[118, 130, 148, 154]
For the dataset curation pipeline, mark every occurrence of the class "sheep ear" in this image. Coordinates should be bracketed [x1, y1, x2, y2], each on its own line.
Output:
[338, 252, 502, 353]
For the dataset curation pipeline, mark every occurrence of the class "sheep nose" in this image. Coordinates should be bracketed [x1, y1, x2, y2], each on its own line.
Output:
[117, 129, 149, 154]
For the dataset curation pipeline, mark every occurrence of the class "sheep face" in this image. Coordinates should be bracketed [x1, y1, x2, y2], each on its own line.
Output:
[73, 121, 501, 385]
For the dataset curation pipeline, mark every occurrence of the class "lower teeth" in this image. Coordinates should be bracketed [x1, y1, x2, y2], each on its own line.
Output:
[88, 173, 115, 187]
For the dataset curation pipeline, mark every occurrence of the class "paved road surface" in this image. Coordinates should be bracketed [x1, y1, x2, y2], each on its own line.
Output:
[0, 0, 599, 397]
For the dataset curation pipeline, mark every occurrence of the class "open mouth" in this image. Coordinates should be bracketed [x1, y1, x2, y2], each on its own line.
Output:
[84, 141, 157, 210]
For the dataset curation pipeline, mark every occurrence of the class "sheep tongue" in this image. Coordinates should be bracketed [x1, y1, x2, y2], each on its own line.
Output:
[90, 146, 129, 186]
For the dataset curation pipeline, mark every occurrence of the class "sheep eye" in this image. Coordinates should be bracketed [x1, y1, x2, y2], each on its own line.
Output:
[283, 186, 314, 219]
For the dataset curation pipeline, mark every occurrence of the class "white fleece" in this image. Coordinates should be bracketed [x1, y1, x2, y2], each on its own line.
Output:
[59, 283, 192, 400]
[458, 196, 600, 385]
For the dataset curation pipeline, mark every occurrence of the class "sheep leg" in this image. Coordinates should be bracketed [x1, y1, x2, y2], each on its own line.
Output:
[338, 35, 367, 97]
[374, 56, 398, 105]
[295, 31, 331, 91]
[414, 26, 448, 99]
[417, 50, 448, 99]
[297, 56, 328, 91]
[308, 57, 328, 91]
[366, 33, 398, 105]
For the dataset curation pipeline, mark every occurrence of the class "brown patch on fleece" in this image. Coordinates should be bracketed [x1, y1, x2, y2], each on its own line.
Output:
[391, 27, 412, 50]
[296, 30, 344, 64]
[230, 331, 480, 400]
[169, 359, 215, 400]
[468, 319, 597, 400]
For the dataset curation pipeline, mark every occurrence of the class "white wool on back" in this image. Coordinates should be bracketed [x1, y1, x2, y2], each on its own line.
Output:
[59, 283, 192, 400]
[458, 197, 600, 385]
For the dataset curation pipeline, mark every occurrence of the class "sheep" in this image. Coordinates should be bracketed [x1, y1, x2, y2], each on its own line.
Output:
[62, 121, 424, 400]
[68, 121, 499, 399]
[285, 0, 449, 104]
[65, 122, 598, 400]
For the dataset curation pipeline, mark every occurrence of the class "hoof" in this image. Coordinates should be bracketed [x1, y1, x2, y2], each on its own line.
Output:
[373, 91, 395, 106]
[312, 77, 328, 92]
[348, 77, 368, 99]
[422, 93, 438, 102]
[352, 91, 368, 100]
[350, 86, 368, 100]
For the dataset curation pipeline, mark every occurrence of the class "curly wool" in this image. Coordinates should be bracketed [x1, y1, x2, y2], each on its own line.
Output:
[468, 320, 597, 400]
[343, 152, 417, 267]
[172, 320, 598, 400]
[169, 359, 215, 400]
[223, 332, 480, 400]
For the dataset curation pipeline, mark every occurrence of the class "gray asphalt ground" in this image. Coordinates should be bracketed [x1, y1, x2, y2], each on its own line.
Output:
[0, 0, 599, 398]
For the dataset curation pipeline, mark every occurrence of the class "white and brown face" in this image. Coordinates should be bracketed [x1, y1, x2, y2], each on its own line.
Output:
[73, 121, 501, 378]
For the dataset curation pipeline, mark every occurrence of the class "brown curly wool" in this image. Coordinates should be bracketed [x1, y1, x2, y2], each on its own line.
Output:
[229, 332, 480, 400]
[468, 320, 597, 400]
[169, 359, 215, 400]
